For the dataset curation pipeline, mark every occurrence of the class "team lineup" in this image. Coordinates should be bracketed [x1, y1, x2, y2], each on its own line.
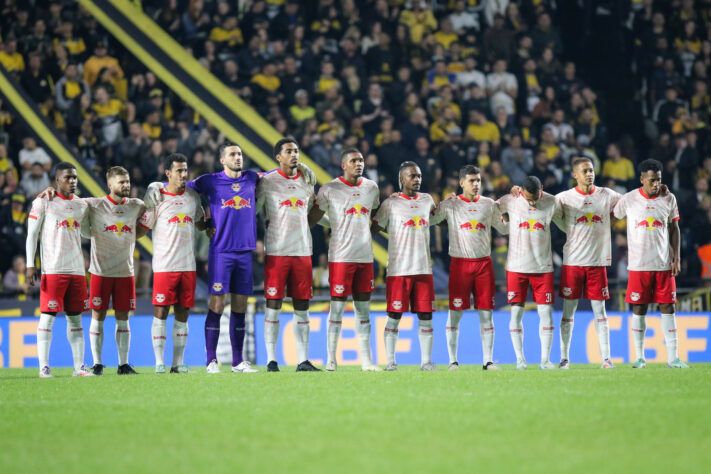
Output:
[25, 137, 690, 377]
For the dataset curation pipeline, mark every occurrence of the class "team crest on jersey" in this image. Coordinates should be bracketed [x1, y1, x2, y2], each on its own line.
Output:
[231, 183, 241, 192]
[130, 299, 136, 310]
[507, 291, 516, 301]
[267, 287, 277, 296]
[392, 300, 402, 310]
[92, 297, 102, 307]
[212, 282, 223, 292]
[630, 292, 640, 302]
[155, 293, 166, 303]
[602, 287, 609, 298]
[334, 285, 345, 294]
[48, 300, 58, 310]
[562, 287, 572, 297]
[452, 298, 463, 308]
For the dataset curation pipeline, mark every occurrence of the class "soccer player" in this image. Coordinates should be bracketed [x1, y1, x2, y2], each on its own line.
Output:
[430, 165, 508, 370]
[26, 162, 92, 377]
[497, 176, 564, 370]
[307, 148, 382, 372]
[256, 138, 321, 372]
[372, 161, 437, 371]
[612, 159, 689, 368]
[554, 157, 620, 369]
[137, 153, 206, 374]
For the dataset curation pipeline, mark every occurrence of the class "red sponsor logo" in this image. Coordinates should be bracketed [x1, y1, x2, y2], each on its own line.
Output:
[280, 197, 306, 209]
[345, 204, 370, 217]
[221, 196, 251, 210]
[636, 217, 664, 230]
[576, 213, 603, 225]
[459, 219, 486, 233]
[56, 217, 81, 230]
[168, 214, 194, 226]
[103, 222, 132, 235]
[403, 216, 428, 229]
[518, 219, 545, 231]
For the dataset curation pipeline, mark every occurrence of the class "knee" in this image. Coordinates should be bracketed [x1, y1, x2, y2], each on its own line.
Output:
[293, 299, 309, 311]
[387, 312, 402, 320]
[417, 312, 432, 321]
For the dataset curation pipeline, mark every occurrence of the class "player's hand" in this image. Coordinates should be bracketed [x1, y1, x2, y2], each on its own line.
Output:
[297, 163, 317, 186]
[444, 193, 457, 200]
[143, 182, 163, 209]
[671, 257, 680, 277]
[660, 184, 670, 196]
[510, 185, 521, 196]
[206, 227, 216, 239]
[390, 192, 398, 198]
[36, 187, 56, 200]
[26, 267, 38, 286]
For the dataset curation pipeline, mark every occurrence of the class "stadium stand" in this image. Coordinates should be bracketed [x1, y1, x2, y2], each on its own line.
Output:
[1, 0, 710, 298]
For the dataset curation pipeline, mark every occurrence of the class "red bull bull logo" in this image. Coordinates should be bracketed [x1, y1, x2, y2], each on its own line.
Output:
[636, 217, 664, 230]
[279, 197, 306, 210]
[403, 215, 428, 230]
[459, 219, 487, 233]
[56, 217, 80, 230]
[103, 222, 133, 235]
[168, 213, 194, 226]
[221, 196, 251, 210]
[575, 213, 603, 226]
[518, 219, 545, 232]
[345, 204, 370, 217]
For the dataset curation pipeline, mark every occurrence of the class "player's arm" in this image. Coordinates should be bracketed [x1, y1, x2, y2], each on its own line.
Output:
[371, 200, 389, 235]
[670, 219, 681, 277]
[491, 202, 509, 235]
[25, 199, 45, 286]
[430, 202, 447, 228]
[137, 208, 154, 239]
[144, 182, 165, 209]
[308, 206, 325, 227]
[552, 197, 566, 233]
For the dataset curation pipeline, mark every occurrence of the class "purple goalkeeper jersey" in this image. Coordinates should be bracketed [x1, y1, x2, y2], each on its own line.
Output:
[188, 170, 258, 252]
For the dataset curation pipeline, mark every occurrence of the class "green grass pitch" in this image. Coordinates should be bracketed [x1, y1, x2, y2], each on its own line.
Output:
[2, 364, 710, 474]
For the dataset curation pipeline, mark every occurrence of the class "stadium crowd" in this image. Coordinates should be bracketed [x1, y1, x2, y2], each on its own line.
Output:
[1, 0, 711, 297]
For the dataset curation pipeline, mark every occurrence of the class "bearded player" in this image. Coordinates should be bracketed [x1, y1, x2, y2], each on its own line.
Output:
[612, 159, 689, 369]
[307, 148, 382, 371]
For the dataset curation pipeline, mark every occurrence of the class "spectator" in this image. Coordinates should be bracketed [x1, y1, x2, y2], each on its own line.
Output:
[501, 135, 533, 184]
[18, 137, 52, 176]
[3, 255, 36, 297]
[486, 59, 518, 116]
[54, 61, 90, 114]
[19, 162, 50, 198]
[0, 36, 25, 74]
[601, 143, 635, 186]
[466, 109, 500, 147]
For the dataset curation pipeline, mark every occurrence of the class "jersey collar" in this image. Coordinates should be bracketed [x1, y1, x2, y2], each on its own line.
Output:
[106, 195, 126, 205]
[56, 192, 73, 200]
[638, 188, 658, 200]
[278, 169, 301, 180]
[458, 194, 480, 203]
[574, 186, 595, 195]
[160, 188, 185, 196]
[399, 192, 419, 200]
[338, 176, 362, 187]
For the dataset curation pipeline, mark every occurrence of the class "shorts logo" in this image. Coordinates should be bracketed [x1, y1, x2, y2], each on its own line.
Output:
[507, 291, 516, 301]
[630, 292, 640, 302]
[672, 291, 676, 301]
[452, 298, 463, 308]
[370, 279, 375, 290]
[562, 287, 572, 297]
[602, 287, 609, 298]
[48, 300, 58, 310]
[130, 299, 136, 310]
[392, 300, 402, 310]
[334, 285, 345, 294]
[92, 297, 102, 307]
[212, 282, 223, 292]
[267, 287, 277, 297]
[155, 293, 166, 303]
[231, 183, 241, 192]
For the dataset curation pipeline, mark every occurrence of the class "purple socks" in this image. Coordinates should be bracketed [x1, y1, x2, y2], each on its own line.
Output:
[230, 312, 246, 366]
[205, 309, 221, 364]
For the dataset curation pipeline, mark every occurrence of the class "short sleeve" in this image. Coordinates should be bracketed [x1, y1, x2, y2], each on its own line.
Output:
[28, 197, 46, 221]
[429, 200, 447, 226]
[373, 199, 390, 229]
[371, 184, 380, 210]
[670, 195, 680, 222]
[314, 185, 329, 213]
[496, 194, 511, 212]
[612, 195, 626, 219]
[140, 208, 156, 229]
[606, 188, 623, 210]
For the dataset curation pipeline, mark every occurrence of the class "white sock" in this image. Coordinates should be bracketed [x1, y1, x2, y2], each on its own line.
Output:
[445, 309, 463, 364]
[631, 314, 646, 360]
[293, 310, 310, 363]
[172, 320, 189, 367]
[479, 309, 495, 364]
[661, 313, 679, 364]
[353, 300, 373, 365]
[37, 313, 55, 369]
[560, 299, 577, 361]
[418, 319, 434, 365]
[264, 308, 280, 363]
[538, 304, 554, 364]
[591, 300, 610, 360]
[116, 319, 131, 366]
[152, 318, 167, 365]
[326, 301, 345, 363]
[509, 306, 525, 361]
[66, 315, 85, 370]
[89, 319, 104, 365]
[384, 317, 400, 365]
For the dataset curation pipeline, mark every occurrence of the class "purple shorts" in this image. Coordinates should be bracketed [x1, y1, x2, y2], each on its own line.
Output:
[208, 250, 253, 295]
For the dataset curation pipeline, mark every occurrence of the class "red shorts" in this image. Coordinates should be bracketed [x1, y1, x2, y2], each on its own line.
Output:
[152, 271, 196, 308]
[625, 270, 677, 305]
[40, 274, 89, 314]
[507, 271, 555, 305]
[559, 265, 609, 300]
[449, 257, 496, 310]
[264, 255, 313, 300]
[90, 274, 136, 311]
[386, 274, 435, 313]
[329, 262, 374, 297]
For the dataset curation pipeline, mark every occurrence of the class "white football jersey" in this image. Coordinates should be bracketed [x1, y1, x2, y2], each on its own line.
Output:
[315, 177, 380, 263]
[85, 196, 145, 277]
[430, 195, 508, 259]
[612, 188, 680, 271]
[140, 187, 203, 272]
[28, 194, 88, 275]
[256, 169, 314, 257]
[556, 186, 621, 267]
[497, 192, 563, 273]
[373, 192, 435, 276]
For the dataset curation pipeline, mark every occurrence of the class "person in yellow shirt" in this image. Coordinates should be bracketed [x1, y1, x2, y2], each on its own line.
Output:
[601, 143, 635, 184]
[539, 127, 561, 161]
[399, 1, 438, 43]
[314, 60, 340, 95]
[0, 38, 25, 74]
[251, 62, 281, 92]
[91, 86, 132, 145]
[465, 109, 500, 146]
[289, 89, 316, 124]
[83, 42, 123, 89]
[53, 22, 86, 60]
[434, 19, 459, 50]
[209, 16, 243, 49]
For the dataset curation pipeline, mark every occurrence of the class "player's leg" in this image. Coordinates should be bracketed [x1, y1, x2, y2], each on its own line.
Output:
[152, 272, 176, 373]
[626, 271, 653, 368]
[631, 303, 648, 368]
[585, 267, 613, 368]
[290, 256, 319, 371]
[114, 276, 136, 374]
[264, 255, 287, 371]
[413, 275, 436, 370]
[325, 262, 351, 370]
[558, 266, 584, 369]
[384, 275, 408, 370]
[656, 272, 688, 368]
[88, 274, 112, 374]
[170, 272, 196, 373]
[446, 258, 470, 369]
[65, 275, 91, 376]
[37, 274, 61, 377]
[352, 263, 378, 370]
[384, 312, 402, 370]
[205, 293, 226, 372]
[531, 272, 555, 369]
[506, 272, 528, 369]
[474, 258, 498, 370]
[229, 251, 255, 372]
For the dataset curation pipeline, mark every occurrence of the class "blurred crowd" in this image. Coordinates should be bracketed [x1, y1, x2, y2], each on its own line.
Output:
[1, 0, 711, 298]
